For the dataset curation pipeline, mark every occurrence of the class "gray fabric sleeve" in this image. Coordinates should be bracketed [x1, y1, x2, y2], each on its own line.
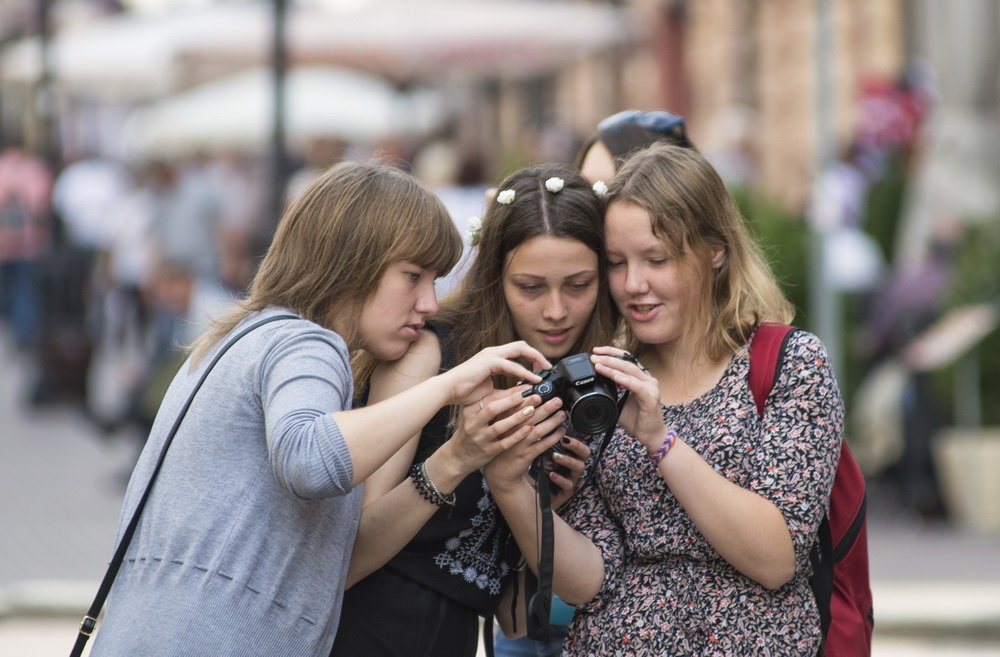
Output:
[258, 327, 356, 499]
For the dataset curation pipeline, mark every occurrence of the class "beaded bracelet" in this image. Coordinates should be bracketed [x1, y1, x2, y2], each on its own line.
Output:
[649, 427, 678, 466]
[409, 461, 457, 507]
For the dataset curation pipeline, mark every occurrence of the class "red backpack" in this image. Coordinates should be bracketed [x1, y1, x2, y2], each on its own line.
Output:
[749, 323, 874, 657]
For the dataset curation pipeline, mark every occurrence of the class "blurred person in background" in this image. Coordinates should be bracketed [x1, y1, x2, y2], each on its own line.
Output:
[0, 140, 52, 353]
[31, 152, 132, 407]
[204, 152, 268, 293]
[574, 108, 695, 186]
[147, 156, 224, 288]
[411, 133, 490, 298]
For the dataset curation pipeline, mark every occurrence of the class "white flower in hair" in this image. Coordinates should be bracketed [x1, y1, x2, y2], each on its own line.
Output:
[592, 180, 609, 198]
[545, 177, 565, 193]
[496, 189, 516, 205]
[467, 216, 482, 245]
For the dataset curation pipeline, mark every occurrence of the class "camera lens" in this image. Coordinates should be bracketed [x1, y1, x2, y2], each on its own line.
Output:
[569, 393, 618, 435]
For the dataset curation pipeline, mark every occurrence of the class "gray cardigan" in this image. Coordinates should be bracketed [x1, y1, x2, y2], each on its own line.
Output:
[90, 308, 362, 657]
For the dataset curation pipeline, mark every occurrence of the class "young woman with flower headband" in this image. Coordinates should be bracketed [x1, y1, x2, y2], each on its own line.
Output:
[86, 161, 554, 657]
[329, 164, 616, 657]
[486, 143, 844, 656]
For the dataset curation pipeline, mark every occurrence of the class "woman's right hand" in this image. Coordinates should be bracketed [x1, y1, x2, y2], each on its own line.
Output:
[440, 341, 551, 405]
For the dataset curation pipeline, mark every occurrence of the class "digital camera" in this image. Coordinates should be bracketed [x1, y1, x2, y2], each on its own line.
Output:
[522, 352, 618, 435]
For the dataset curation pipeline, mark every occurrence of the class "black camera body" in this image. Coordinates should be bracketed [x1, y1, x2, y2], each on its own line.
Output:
[523, 352, 618, 435]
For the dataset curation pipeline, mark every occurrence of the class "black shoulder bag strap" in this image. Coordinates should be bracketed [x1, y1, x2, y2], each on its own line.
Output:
[70, 313, 299, 657]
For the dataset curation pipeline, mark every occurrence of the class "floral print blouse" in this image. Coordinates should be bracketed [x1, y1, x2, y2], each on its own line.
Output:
[561, 330, 844, 656]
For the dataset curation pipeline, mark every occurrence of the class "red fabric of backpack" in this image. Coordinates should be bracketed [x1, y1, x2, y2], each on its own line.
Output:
[749, 322, 874, 657]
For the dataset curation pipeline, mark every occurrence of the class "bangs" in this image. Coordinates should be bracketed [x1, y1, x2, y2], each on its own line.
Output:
[389, 201, 463, 277]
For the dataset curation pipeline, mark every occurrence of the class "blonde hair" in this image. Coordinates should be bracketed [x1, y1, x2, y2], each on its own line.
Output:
[608, 143, 793, 361]
[191, 161, 461, 364]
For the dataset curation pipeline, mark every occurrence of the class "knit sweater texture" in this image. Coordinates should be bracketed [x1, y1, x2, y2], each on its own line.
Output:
[90, 307, 361, 657]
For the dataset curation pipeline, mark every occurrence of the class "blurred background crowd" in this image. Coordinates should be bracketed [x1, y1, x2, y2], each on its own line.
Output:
[1, 0, 999, 533]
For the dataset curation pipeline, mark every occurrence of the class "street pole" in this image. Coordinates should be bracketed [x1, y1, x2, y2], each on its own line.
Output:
[810, 0, 841, 377]
[268, 0, 289, 243]
[37, 0, 60, 172]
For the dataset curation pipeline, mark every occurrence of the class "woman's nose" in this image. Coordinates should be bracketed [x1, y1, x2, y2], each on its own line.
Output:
[542, 292, 568, 321]
[623, 265, 649, 295]
[416, 282, 439, 315]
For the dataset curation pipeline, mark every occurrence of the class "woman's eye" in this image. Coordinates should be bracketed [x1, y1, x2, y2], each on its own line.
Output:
[607, 260, 624, 268]
[649, 258, 668, 266]
[568, 281, 593, 291]
[405, 272, 421, 283]
[518, 284, 542, 293]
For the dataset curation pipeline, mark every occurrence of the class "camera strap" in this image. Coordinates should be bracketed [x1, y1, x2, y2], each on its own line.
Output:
[526, 458, 555, 639]
[523, 387, 630, 639]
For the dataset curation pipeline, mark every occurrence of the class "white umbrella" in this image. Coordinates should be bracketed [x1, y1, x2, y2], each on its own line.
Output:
[125, 66, 446, 157]
[0, 6, 248, 101]
[1, 0, 637, 100]
[180, 0, 639, 82]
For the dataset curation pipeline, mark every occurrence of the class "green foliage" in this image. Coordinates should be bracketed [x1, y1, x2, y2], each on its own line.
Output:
[729, 185, 811, 327]
[935, 216, 1000, 425]
[947, 218, 1000, 307]
[863, 155, 908, 264]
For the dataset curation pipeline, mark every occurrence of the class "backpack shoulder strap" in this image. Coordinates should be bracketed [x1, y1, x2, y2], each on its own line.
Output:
[748, 322, 798, 417]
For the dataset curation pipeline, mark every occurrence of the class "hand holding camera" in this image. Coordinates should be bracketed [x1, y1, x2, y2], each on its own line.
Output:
[590, 346, 670, 454]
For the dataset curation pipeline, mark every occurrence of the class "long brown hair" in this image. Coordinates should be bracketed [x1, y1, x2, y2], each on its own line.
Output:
[437, 164, 617, 369]
[191, 161, 461, 364]
[608, 143, 793, 361]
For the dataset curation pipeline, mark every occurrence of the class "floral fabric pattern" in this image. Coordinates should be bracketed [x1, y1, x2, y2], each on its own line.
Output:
[561, 330, 844, 656]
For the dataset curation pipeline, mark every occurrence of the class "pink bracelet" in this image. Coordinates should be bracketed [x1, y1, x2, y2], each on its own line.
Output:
[649, 427, 678, 466]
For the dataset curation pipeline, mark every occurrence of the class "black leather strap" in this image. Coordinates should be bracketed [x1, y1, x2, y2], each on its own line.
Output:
[526, 461, 555, 640]
[70, 313, 299, 656]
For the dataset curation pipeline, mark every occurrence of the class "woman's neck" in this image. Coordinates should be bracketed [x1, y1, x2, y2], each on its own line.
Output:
[642, 339, 732, 407]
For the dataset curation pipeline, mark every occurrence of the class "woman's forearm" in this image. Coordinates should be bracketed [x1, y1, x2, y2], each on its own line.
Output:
[333, 375, 452, 487]
[491, 479, 605, 606]
[659, 439, 795, 589]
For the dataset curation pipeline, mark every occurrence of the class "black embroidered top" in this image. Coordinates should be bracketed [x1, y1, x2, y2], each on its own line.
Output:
[379, 321, 515, 615]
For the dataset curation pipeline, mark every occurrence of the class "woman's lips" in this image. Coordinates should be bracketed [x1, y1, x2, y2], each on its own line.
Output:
[539, 328, 571, 345]
[628, 303, 660, 321]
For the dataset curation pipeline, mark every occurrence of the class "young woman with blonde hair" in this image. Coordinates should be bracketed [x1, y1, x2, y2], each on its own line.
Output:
[88, 162, 552, 657]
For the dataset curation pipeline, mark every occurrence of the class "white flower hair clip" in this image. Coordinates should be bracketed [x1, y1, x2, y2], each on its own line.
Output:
[545, 177, 565, 193]
[496, 189, 516, 205]
[467, 216, 482, 246]
[592, 180, 608, 198]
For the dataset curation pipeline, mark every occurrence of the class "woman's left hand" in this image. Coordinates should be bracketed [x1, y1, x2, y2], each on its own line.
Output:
[483, 407, 566, 496]
[549, 436, 591, 509]
[590, 346, 668, 454]
[444, 387, 559, 475]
